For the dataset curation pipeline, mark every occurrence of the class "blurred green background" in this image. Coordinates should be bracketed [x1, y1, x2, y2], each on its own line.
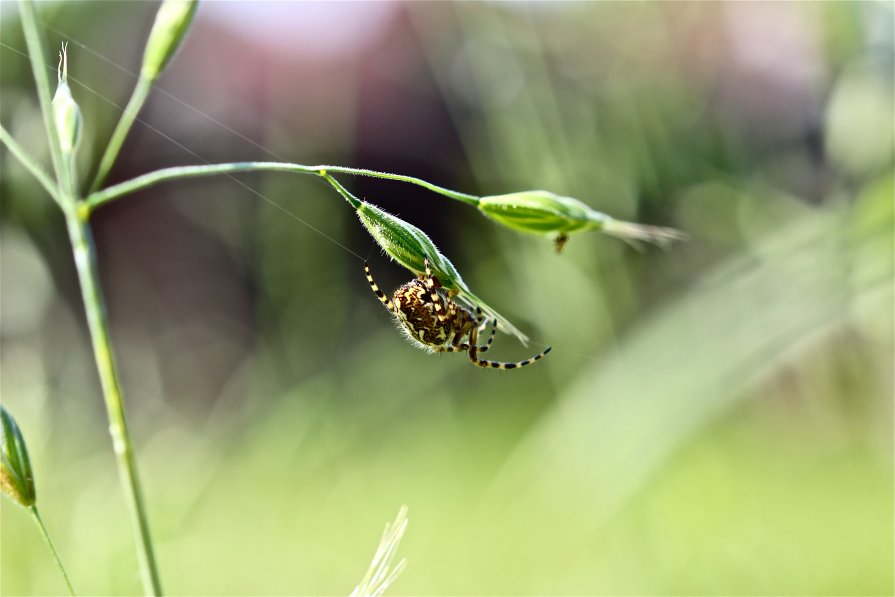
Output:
[1, 1, 892, 595]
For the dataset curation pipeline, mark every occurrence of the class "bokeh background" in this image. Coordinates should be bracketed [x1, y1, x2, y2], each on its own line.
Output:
[1, 1, 893, 595]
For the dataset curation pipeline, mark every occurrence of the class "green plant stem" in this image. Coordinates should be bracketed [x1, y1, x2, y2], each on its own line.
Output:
[19, 0, 69, 198]
[320, 165, 480, 206]
[320, 171, 361, 209]
[86, 162, 481, 212]
[89, 75, 153, 194]
[0, 123, 63, 205]
[64, 204, 163, 596]
[29, 505, 76, 595]
[19, 4, 162, 593]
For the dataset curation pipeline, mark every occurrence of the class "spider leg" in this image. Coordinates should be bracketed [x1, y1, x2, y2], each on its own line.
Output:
[419, 258, 449, 322]
[423, 257, 442, 288]
[445, 322, 495, 353]
[476, 319, 497, 353]
[436, 345, 467, 353]
[438, 325, 492, 353]
[364, 261, 395, 313]
[435, 321, 496, 356]
[469, 345, 552, 370]
[467, 325, 551, 370]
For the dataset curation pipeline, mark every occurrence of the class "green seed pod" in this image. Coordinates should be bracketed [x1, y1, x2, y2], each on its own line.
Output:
[52, 44, 82, 155]
[479, 190, 604, 235]
[357, 201, 464, 291]
[479, 190, 684, 252]
[141, 0, 199, 81]
[357, 200, 529, 343]
[1, 406, 36, 508]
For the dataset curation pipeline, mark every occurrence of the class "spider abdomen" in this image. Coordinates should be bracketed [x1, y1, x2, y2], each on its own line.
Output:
[364, 259, 550, 369]
[393, 280, 452, 347]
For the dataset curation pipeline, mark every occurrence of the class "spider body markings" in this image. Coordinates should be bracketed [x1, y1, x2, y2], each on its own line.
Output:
[364, 259, 551, 369]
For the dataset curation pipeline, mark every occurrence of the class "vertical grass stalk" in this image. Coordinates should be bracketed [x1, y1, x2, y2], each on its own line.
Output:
[64, 205, 163, 595]
[18, 1, 163, 592]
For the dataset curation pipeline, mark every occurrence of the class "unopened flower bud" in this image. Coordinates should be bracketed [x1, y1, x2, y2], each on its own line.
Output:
[479, 190, 684, 252]
[52, 43, 82, 155]
[1, 406, 36, 508]
[141, 0, 198, 81]
[479, 190, 601, 235]
[356, 201, 463, 292]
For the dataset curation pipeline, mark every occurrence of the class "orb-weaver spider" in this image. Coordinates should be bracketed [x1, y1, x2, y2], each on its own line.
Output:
[364, 259, 551, 370]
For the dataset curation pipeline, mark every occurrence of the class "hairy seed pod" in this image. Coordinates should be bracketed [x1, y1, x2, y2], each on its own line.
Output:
[141, 0, 199, 81]
[1, 406, 36, 508]
[357, 201, 463, 291]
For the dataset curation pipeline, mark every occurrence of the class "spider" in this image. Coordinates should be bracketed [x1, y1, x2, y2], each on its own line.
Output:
[364, 259, 551, 369]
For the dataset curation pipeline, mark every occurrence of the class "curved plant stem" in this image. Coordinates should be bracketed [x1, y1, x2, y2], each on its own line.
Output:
[318, 165, 480, 206]
[89, 75, 153, 194]
[86, 162, 317, 210]
[64, 204, 163, 595]
[0, 123, 63, 205]
[86, 162, 482, 212]
[319, 170, 361, 209]
[29, 506, 76, 596]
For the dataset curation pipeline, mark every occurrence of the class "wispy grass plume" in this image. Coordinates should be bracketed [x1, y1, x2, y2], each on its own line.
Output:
[350, 506, 409, 597]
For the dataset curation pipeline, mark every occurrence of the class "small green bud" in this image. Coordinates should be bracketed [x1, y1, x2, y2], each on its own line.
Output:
[479, 190, 684, 252]
[479, 190, 603, 235]
[1, 406, 36, 508]
[141, 0, 199, 81]
[357, 201, 464, 292]
[52, 43, 82, 155]
[357, 200, 530, 343]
